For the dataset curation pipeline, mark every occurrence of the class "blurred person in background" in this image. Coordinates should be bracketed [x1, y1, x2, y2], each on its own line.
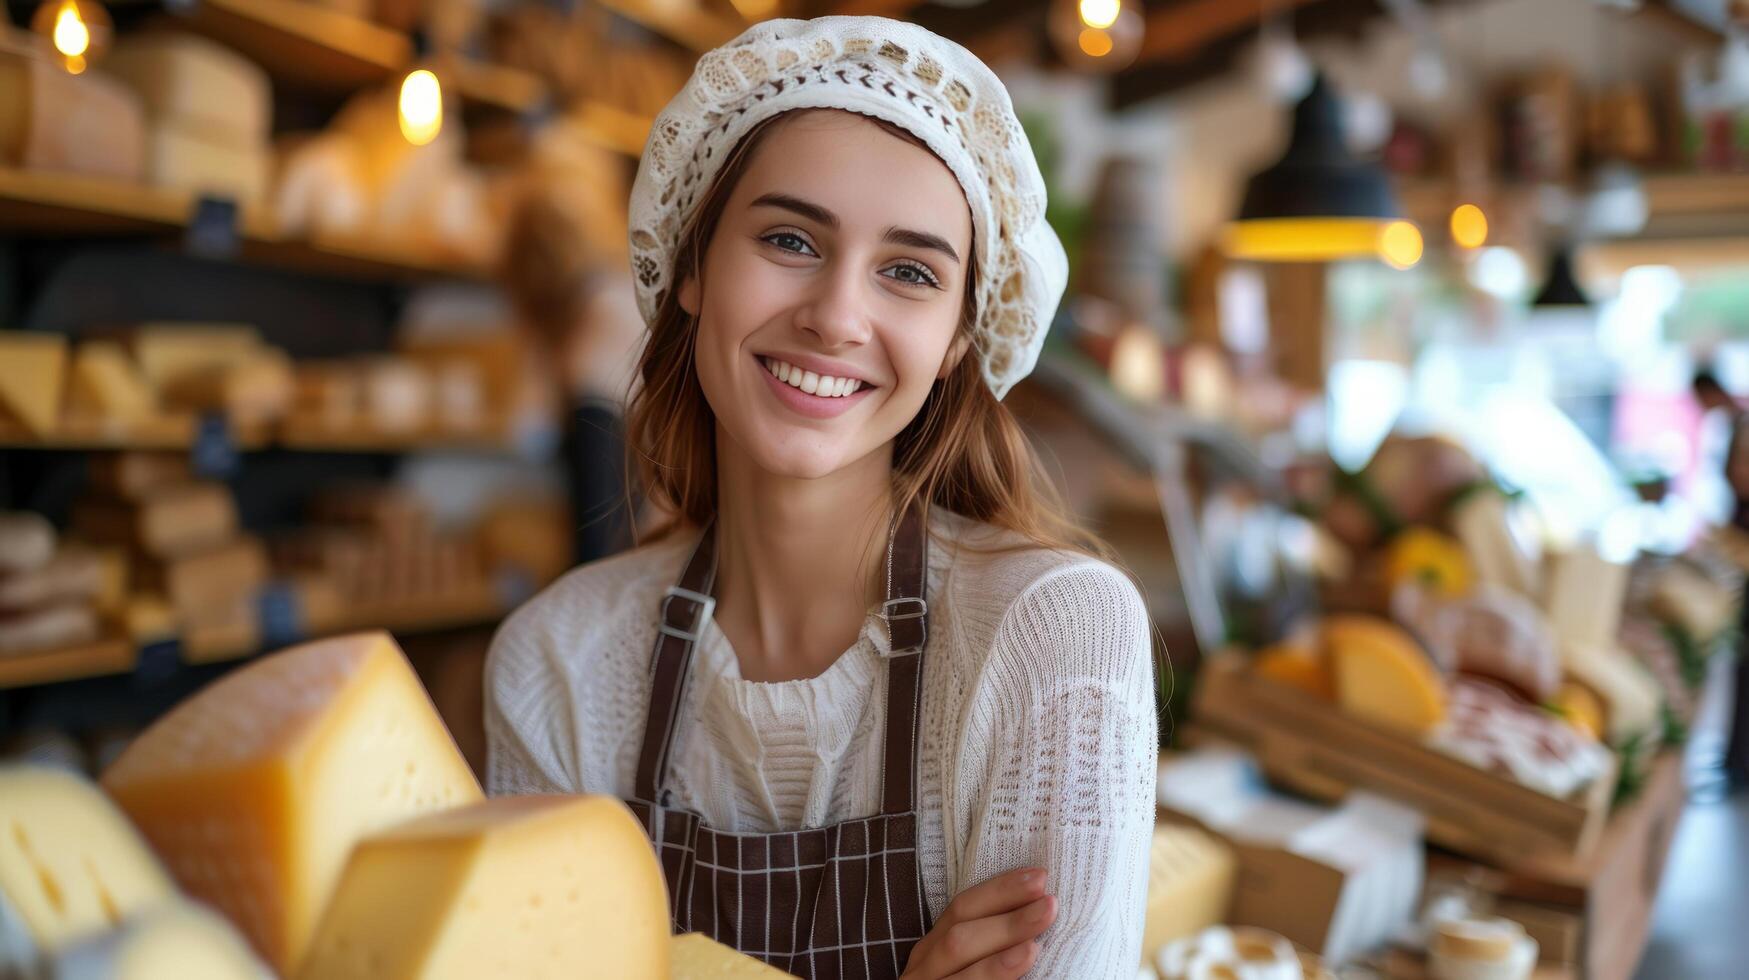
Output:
[1693, 368, 1749, 792]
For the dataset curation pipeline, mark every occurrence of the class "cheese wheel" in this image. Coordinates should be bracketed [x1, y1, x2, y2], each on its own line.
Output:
[100, 632, 483, 973]
[0, 767, 178, 963]
[50, 901, 270, 980]
[670, 933, 797, 977]
[141, 122, 272, 208]
[297, 795, 671, 980]
[101, 33, 271, 143]
[72, 483, 239, 560]
[130, 324, 263, 393]
[0, 603, 99, 654]
[0, 546, 106, 613]
[0, 331, 68, 436]
[87, 452, 193, 501]
[0, 512, 55, 574]
[0, 44, 147, 179]
[1326, 616, 1448, 735]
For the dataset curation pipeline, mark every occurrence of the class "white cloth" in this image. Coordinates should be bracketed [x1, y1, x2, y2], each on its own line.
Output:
[485, 505, 1157, 977]
[626, 16, 1069, 400]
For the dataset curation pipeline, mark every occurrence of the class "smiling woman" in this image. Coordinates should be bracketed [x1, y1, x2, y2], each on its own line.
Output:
[484, 16, 1158, 980]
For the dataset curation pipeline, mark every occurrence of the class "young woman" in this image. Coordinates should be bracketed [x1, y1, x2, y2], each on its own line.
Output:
[485, 16, 1158, 979]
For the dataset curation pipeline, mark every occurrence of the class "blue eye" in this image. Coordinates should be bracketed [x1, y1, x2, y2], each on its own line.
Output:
[763, 232, 815, 255]
[886, 261, 942, 289]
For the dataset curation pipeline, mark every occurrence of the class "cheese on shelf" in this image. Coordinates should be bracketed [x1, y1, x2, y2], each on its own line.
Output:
[0, 546, 105, 612]
[101, 33, 272, 144]
[1542, 545, 1627, 651]
[1449, 491, 1539, 598]
[669, 933, 796, 978]
[0, 767, 177, 963]
[130, 324, 263, 394]
[49, 901, 269, 980]
[0, 43, 147, 180]
[1326, 616, 1447, 735]
[100, 632, 483, 973]
[297, 795, 671, 980]
[141, 123, 272, 208]
[66, 341, 160, 424]
[0, 511, 56, 574]
[136, 535, 268, 615]
[1251, 642, 1333, 700]
[0, 332, 68, 435]
[1562, 644, 1662, 746]
[1141, 826, 1236, 967]
[87, 452, 193, 501]
[73, 482, 239, 559]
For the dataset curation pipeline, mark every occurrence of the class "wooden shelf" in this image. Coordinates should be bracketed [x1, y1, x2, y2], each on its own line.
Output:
[0, 636, 137, 691]
[0, 168, 492, 282]
[0, 412, 519, 454]
[594, 0, 745, 51]
[171, 0, 547, 114]
[573, 102, 655, 157]
[276, 415, 519, 453]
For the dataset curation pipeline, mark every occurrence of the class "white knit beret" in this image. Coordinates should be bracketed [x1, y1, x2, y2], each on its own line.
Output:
[627, 15, 1069, 400]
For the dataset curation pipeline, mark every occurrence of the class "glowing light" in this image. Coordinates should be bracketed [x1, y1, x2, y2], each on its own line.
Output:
[398, 69, 443, 146]
[1078, 28, 1114, 58]
[1079, 0, 1121, 29]
[1379, 221, 1424, 270]
[1223, 218, 1396, 262]
[52, 0, 89, 59]
[1449, 203, 1488, 249]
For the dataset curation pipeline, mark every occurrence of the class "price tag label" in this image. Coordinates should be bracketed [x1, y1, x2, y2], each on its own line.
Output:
[192, 412, 239, 478]
[186, 195, 240, 259]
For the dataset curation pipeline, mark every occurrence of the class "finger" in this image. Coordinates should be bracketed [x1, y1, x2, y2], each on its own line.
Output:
[942, 867, 1049, 923]
[923, 896, 1055, 976]
[946, 940, 1039, 980]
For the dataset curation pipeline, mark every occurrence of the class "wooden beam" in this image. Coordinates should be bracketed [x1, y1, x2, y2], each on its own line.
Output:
[1138, 0, 1324, 64]
[830, 0, 919, 15]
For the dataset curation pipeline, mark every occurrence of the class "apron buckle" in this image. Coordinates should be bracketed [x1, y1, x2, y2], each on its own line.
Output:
[880, 597, 927, 621]
[659, 585, 716, 643]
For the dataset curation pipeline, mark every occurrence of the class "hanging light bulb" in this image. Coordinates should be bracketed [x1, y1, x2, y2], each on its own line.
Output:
[1379, 220, 1424, 269]
[1450, 203, 1489, 249]
[398, 69, 443, 146]
[1048, 0, 1144, 74]
[31, 0, 111, 74]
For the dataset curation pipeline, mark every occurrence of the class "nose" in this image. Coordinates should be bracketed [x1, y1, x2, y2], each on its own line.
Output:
[794, 261, 872, 350]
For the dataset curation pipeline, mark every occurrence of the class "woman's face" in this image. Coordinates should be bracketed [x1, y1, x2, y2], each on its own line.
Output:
[680, 110, 974, 481]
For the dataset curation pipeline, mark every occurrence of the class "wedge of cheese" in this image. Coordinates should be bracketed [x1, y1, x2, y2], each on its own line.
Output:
[0, 767, 177, 968]
[1450, 491, 1539, 598]
[66, 341, 158, 424]
[1562, 644, 1662, 747]
[100, 632, 483, 973]
[1142, 825, 1236, 967]
[1327, 616, 1447, 735]
[0, 331, 68, 435]
[49, 901, 269, 980]
[670, 933, 796, 978]
[1543, 545, 1627, 651]
[297, 795, 671, 980]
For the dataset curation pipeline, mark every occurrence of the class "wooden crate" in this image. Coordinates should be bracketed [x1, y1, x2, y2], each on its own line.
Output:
[1188, 657, 1616, 866]
[1428, 753, 1686, 980]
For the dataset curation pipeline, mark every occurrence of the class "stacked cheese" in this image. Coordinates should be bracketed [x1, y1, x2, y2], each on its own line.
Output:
[0, 331, 68, 436]
[100, 631, 485, 973]
[72, 457, 265, 660]
[0, 31, 146, 180]
[102, 33, 273, 209]
[0, 766, 267, 979]
[130, 323, 294, 426]
[0, 512, 117, 656]
[1141, 825, 1237, 968]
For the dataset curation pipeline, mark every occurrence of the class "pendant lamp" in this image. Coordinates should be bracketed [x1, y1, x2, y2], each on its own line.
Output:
[1224, 73, 1412, 263]
[1531, 245, 1589, 308]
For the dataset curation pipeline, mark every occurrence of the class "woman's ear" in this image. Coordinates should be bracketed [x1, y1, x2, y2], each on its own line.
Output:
[937, 332, 972, 380]
[678, 270, 701, 317]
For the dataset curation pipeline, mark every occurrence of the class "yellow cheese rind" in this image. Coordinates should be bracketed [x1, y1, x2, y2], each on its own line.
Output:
[67, 341, 159, 423]
[0, 332, 68, 434]
[100, 631, 483, 973]
[49, 900, 269, 980]
[0, 766, 177, 956]
[1328, 616, 1448, 734]
[1141, 825, 1236, 967]
[298, 795, 672, 980]
[669, 932, 796, 978]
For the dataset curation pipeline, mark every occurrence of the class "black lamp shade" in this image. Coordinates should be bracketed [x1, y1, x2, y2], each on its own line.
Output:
[1531, 246, 1590, 308]
[1236, 74, 1400, 222]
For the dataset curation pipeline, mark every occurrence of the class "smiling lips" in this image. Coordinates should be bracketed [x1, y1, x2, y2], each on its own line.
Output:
[761, 357, 867, 398]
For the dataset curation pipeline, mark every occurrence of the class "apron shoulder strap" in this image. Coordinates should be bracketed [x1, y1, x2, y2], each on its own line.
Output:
[634, 519, 719, 804]
[879, 503, 930, 816]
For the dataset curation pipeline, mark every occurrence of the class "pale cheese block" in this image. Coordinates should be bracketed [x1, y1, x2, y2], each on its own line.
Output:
[160, 349, 294, 425]
[273, 135, 369, 239]
[0, 546, 106, 612]
[86, 452, 193, 502]
[0, 603, 98, 654]
[0, 331, 68, 435]
[1542, 545, 1627, 651]
[670, 932, 796, 978]
[297, 795, 671, 980]
[50, 901, 270, 980]
[101, 33, 271, 144]
[72, 482, 238, 560]
[1562, 644, 1662, 747]
[100, 631, 484, 973]
[1649, 564, 1735, 642]
[142, 122, 272, 208]
[67, 340, 159, 424]
[0, 44, 147, 179]
[130, 324, 263, 393]
[1449, 491, 1539, 598]
[0, 512, 55, 574]
[0, 767, 177, 964]
[1141, 825, 1237, 967]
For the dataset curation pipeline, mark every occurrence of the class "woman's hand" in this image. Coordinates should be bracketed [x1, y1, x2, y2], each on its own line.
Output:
[899, 867, 1057, 979]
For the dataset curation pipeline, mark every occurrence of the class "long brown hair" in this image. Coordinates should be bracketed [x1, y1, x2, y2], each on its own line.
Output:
[623, 109, 1117, 568]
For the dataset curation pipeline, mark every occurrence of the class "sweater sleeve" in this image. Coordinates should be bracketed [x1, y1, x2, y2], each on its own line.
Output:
[958, 562, 1158, 978]
[482, 612, 576, 796]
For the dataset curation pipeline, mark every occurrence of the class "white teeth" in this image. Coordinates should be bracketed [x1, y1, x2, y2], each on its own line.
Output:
[761, 357, 864, 397]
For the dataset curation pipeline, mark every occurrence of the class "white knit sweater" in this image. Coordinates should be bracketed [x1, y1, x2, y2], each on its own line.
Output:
[483, 505, 1158, 977]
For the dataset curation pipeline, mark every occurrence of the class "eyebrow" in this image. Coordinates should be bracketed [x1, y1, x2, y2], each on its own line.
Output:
[749, 192, 962, 265]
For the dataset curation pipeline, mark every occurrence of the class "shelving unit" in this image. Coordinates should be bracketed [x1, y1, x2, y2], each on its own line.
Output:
[594, 0, 745, 52]
[0, 413, 522, 455]
[0, 636, 138, 690]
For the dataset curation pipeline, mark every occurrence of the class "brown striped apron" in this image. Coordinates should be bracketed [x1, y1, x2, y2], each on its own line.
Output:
[625, 506, 934, 979]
